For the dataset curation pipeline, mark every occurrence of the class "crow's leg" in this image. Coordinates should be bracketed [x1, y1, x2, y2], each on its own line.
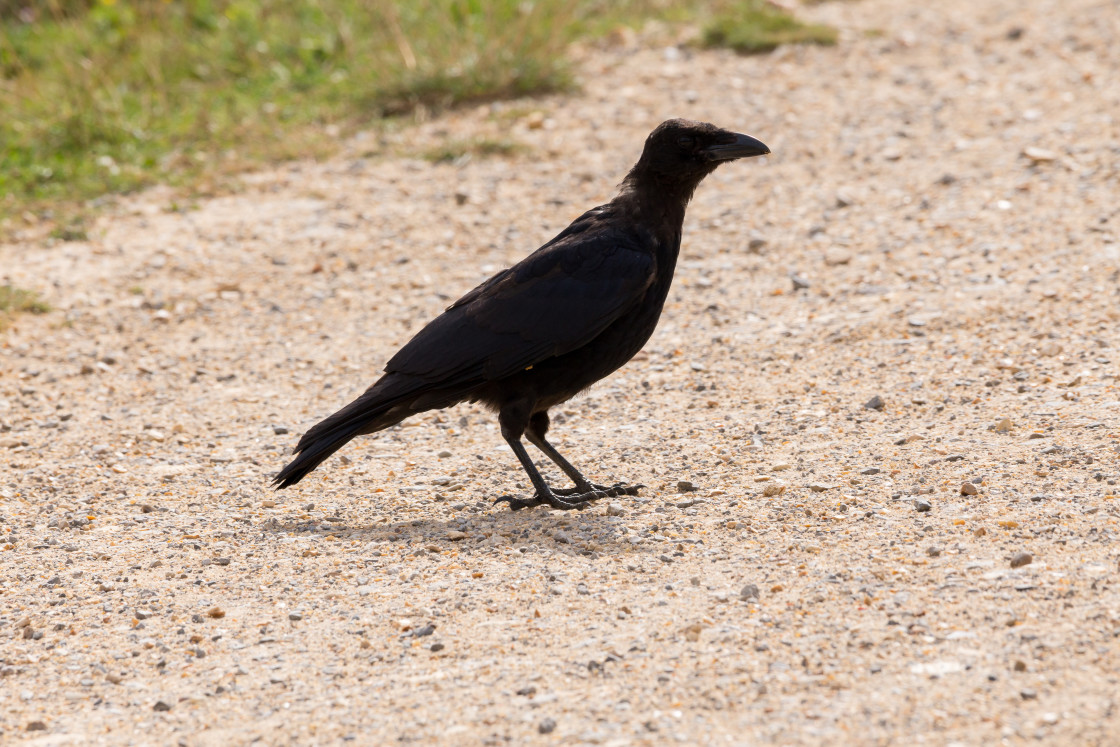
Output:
[523, 412, 643, 501]
[493, 405, 593, 511]
[524, 412, 595, 492]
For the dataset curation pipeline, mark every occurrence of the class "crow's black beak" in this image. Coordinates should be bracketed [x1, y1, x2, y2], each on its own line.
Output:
[704, 132, 770, 161]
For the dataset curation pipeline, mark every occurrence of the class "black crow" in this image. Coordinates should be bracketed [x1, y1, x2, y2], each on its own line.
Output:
[274, 119, 769, 510]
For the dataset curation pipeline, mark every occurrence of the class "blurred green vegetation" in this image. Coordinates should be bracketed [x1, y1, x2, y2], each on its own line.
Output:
[0, 284, 50, 328]
[423, 136, 525, 164]
[703, 0, 837, 53]
[0, 0, 834, 229]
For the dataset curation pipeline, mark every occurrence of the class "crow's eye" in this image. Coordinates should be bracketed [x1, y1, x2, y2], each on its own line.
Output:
[677, 136, 695, 148]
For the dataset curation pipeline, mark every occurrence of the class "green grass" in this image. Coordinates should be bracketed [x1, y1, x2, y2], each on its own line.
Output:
[0, 0, 833, 232]
[0, 285, 50, 329]
[703, 0, 837, 54]
[1, 0, 578, 220]
[423, 137, 524, 164]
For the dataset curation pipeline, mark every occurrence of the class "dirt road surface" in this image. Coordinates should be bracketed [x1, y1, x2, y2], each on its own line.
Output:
[2, 0, 1119, 743]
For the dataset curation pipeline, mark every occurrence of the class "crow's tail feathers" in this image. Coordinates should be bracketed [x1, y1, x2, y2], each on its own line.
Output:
[272, 375, 425, 489]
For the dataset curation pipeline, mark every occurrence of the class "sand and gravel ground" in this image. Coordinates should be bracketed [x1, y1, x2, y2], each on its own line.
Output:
[2, 0, 1120, 744]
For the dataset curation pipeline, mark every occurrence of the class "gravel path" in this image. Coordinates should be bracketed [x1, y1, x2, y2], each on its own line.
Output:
[2, 0, 1119, 743]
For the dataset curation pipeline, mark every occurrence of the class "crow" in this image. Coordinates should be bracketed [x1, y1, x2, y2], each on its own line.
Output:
[273, 119, 769, 510]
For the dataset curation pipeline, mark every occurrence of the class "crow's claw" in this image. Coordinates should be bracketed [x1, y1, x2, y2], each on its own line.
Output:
[554, 482, 644, 500]
[495, 483, 643, 511]
[495, 492, 589, 511]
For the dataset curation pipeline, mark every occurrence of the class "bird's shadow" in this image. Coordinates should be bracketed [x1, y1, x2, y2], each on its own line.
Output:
[257, 495, 657, 560]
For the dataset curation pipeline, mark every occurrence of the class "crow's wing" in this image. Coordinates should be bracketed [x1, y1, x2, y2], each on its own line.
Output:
[437, 204, 613, 314]
[385, 212, 656, 384]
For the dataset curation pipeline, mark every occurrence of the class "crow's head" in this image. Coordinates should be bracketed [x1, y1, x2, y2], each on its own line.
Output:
[632, 119, 769, 186]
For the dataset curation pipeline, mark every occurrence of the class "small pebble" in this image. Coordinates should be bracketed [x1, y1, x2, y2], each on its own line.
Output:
[960, 482, 979, 496]
[27, 721, 47, 731]
[1020, 689, 1037, 700]
[1022, 146, 1058, 162]
[206, 607, 225, 619]
[1010, 552, 1033, 569]
[430, 642, 445, 652]
[863, 395, 885, 411]
[789, 272, 810, 290]
[945, 454, 965, 462]
[153, 700, 172, 712]
[861, 467, 881, 475]
[913, 499, 932, 512]
[538, 717, 557, 734]
[927, 547, 942, 557]
[1040, 341, 1062, 356]
[740, 583, 760, 601]
[995, 418, 1012, 432]
[676, 480, 697, 493]
[289, 613, 303, 621]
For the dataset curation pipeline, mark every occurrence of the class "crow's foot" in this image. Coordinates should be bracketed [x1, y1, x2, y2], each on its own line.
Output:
[494, 483, 643, 511]
[554, 482, 643, 499]
[494, 491, 589, 511]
